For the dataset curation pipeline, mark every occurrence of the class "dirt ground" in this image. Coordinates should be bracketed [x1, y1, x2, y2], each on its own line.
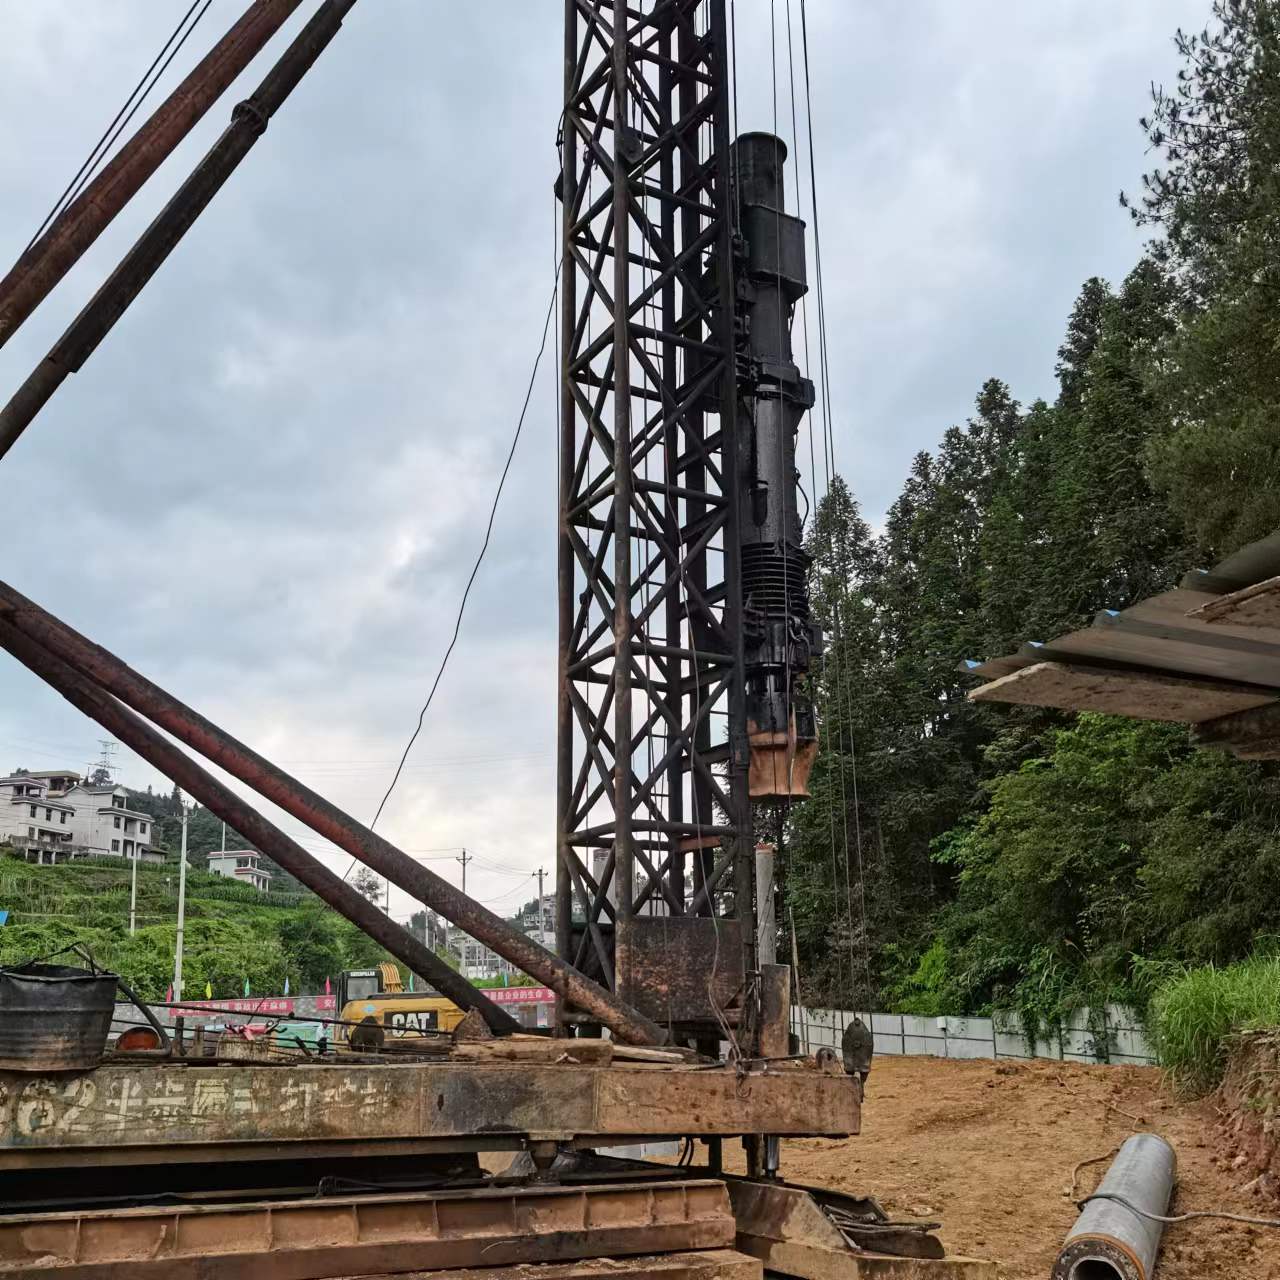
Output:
[723, 1055, 1280, 1280]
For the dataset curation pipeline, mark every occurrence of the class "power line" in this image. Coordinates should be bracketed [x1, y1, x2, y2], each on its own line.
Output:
[21, 1, 212, 256]
[340, 262, 562, 882]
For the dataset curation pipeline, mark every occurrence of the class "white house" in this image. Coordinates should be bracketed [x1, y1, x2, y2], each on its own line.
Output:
[0, 774, 77, 862]
[207, 849, 271, 892]
[450, 929, 519, 981]
[58, 782, 160, 863]
[0, 772, 159, 864]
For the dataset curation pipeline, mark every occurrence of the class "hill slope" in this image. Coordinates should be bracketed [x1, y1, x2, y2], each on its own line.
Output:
[0, 855, 395, 1000]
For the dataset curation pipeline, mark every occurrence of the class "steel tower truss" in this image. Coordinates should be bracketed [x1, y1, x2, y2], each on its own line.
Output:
[556, 0, 750, 1014]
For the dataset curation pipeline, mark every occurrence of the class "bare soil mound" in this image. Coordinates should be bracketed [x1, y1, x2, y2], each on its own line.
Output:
[727, 1054, 1280, 1279]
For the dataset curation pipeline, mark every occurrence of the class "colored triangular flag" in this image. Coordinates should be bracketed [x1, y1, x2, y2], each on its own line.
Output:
[324, 975, 331, 995]
[205, 981, 212, 998]
[408, 971, 414, 992]
[283, 975, 290, 996]
[165, 984, 173, 1003]
[243, 978, 250, 996]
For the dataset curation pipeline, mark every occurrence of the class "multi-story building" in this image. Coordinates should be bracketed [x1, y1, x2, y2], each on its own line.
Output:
[58, 781, 160, 863]
[0, 772, 159, 864]
[207, 849, 272, 892]
[450, 929, 519, 981]
[0, 773, 77, 862]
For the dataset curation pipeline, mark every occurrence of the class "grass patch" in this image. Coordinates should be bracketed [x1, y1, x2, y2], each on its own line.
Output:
[1149, 953, 1280, 1094]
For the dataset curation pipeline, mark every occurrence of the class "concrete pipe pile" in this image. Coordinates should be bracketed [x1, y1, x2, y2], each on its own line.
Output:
[1052, 1134, 1176, 1280]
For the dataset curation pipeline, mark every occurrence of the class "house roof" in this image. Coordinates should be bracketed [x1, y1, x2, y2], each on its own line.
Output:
[9, 796, 76, 812]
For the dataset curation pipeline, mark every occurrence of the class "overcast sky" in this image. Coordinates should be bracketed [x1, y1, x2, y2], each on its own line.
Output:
[0, 1, 1203, 922]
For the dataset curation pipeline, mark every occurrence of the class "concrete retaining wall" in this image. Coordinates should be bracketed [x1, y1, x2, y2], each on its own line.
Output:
[794, 1005, 1154, 1066]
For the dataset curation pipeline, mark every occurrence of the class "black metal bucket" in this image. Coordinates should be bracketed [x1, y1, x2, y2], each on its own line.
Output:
[0, 962, 119, 1072]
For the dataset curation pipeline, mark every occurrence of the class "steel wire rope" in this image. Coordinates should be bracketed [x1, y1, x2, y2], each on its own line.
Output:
[62, 1, 215, 217]
[1076, 1193, 1280, 1231]
[766, 0, 802, 937]
[340, 261, 562, 885]
[20, 0, 210, 256]
[553, 112, 564, 961]
[694, 0, 736, 1058]
[782, 0, 852, 1007]
[799, 0, 873, 1006]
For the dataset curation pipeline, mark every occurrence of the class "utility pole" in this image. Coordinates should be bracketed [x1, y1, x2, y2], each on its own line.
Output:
[456, 849, 471, 898]
[536, 866, 546, 942]
[128, 843, 138, 936]
[221, 820, 226, 852]
[174, 800, 189, 1000]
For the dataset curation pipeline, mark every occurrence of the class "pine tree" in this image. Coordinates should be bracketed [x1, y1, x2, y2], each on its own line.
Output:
[1128, 0, 1280, 554]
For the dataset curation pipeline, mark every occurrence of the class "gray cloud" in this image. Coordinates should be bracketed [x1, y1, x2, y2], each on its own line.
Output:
[0, 0, 1201, 916]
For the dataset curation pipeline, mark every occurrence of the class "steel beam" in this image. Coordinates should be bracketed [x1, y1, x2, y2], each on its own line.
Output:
[0, 1060, 859, 1164]
[0, 618, 519, 1034]
[358, 1251, 764, 1280]
[0, 0, 360, 462]
[0, 579, 666, 1046]
[0, 1180, 735, 1279]
[0, 0, 304, 348]
[727, 1179, 996, 1280]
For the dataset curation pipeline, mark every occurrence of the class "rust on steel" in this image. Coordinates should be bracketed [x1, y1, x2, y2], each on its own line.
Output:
[0, 581, 667, 1045]
[613, 916, 744, 1023]
[0, 0, 305, 349]
[0, 1180, 736, 1279]
[0, 0, 360, 463]
[0, 620, 519, 1035]
[0, 1059, 860, 1158]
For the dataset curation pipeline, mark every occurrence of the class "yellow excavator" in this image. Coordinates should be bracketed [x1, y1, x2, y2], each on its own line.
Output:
[334, 963, 466, 1052]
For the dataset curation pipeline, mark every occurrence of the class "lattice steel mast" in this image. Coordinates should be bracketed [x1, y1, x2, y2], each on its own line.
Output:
[556, 0, 816, 1029]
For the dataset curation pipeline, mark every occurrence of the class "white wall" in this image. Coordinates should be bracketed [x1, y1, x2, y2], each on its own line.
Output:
[794, 1005, 1154, 1066]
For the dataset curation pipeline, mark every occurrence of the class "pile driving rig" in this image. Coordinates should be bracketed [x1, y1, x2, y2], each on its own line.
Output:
[0, 2, 990, 1277]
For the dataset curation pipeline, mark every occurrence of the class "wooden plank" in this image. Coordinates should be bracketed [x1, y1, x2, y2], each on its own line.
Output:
[1097, 606, 1280, 658]
[1189, 574, 1280, 629]
[1034, 621, 1280, 688]
[968, 661, 1278, 723]
[957, 655, 1028, 680]
[449, 1038, 614, 1065]
[1121, 588, 1280, 647]
[1194, 698, 1280, 759]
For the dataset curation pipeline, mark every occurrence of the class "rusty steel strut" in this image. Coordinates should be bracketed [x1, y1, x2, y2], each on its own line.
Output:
[0, 581, 667, 1045]
[0, 618, 520, 1035]
[0, 0, 360, 463]
[0, 0, 305, 350]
